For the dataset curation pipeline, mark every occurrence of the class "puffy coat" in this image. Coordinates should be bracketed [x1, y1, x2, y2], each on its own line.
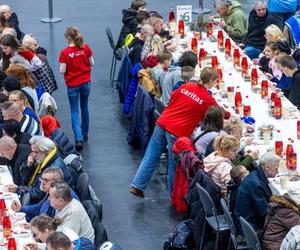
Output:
[262, 194, 300, 250]
[50, 128, 76, 158]
[116, 9, 138, 49]
[138, 68, 161, 97]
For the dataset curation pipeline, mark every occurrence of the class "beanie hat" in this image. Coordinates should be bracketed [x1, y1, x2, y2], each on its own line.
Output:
[40, 115, 61, 137]
[3, 76, 21, 92]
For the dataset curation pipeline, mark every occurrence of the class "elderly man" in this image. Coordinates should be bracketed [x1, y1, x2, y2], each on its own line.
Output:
[8, 136, 72, 204]
[49, 181, 95, 242]
[214, 0, 247, 42]
[0, 4, 24, 41]
[242, 1, 282, 59]
[11, 167, 78, 222]
[0, 136, 31, 185]
[2, 101, 41, 136]
[235, 152, 280, 231]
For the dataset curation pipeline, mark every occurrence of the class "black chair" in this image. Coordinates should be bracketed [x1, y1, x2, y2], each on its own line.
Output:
[105, 27, 117, 88]
[239, 217, 262, 250]
[196, 183, 230, 250]
[76, 172, 91, 201]
[220, 199, 247, 250]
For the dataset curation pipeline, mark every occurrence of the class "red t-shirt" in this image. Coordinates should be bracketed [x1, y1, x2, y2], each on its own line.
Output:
[157, 82, 230, 138]
[59, 44, 93, 87]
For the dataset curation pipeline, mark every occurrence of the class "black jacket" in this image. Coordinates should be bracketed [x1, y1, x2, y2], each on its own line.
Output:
[116, 8, 138, 49]
[50, 128, 76, 158]
[129, 37, 144, 65]
[10, 144, 31, 186]
[15, 132, 31, 145]
[244, 10, 282, 50]
[288, 69, 300, 108]
[8, 13, 24, 41]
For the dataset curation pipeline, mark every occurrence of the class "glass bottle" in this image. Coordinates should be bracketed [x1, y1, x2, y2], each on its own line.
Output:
[275, 130, 283, 157]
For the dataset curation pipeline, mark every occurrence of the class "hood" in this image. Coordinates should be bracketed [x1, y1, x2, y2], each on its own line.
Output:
[267, 194, 300, 216]
[9, 12, 19, 25]
[122, 8, 137, 25]
[227, 0, 242, 15]
[204, 152, 230, 175]
[138, 68, 152, 79]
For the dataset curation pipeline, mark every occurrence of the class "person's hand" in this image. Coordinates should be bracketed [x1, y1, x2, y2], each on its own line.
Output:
[11, 200, 21, 212]
[7, 184, 17, 193]
[238, 43, 245, 49]
[27, 153, 35, 166]
[23, 243, 38, 250]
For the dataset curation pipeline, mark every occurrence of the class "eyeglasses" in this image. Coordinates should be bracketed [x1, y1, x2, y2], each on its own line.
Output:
[40, 177, 56, 183]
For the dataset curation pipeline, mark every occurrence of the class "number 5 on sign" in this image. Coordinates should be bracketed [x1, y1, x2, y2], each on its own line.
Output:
[176, 5, 192, 26]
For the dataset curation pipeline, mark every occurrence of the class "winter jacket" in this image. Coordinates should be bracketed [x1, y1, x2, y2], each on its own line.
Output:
[14, 132, 31, 145]
[285, 15, 300, 49]
[116, 56, 132, 103]
[21, 189, 79, 222]
[244, 9, 282, 50]
[272, 73, 293, 97]
[235, 165, 272, 232]
[10, 144, 32, 186]
[8, 13, 24, 41]
[116, 9, 138, 49]
[17, 148, 72, 204]
[185, 169, 221, 248]
[268, 0, 298, 13]
[129, 37, 144, 65]
[127, 85, 155, 149]
[288, 69, 300, 108]
[203, 151, 233, 197]
[262, 194, 300, 250]
[161, 66, 182, 105]
[73, 238, 96, 250]
[222, 0, 247, 42]
[138, 68, 161, 97]
[123, 63, 143, 114]
[50, 128, 76, 158]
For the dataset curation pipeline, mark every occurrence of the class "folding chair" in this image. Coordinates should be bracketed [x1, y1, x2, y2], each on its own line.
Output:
[239, 217, 262, 250]
[105, 27, 117, 88]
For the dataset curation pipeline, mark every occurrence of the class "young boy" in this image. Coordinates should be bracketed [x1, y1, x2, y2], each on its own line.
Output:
[173, 66, 195, 91]
[152, 49, 172, 89]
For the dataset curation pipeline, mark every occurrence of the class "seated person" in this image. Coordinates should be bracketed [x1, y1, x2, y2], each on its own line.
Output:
[7, 136, 72, 204]
[275, 53, 300, 108]
[25, 215, 95, 250]
[129, 24, 154, 65]
[11, 167, 78, 222]
[235, 152, 280, 232]
[214, 0, 247, 42]
[193, 106, 224, 156]
[161, 51, 198, 105]
[204, 134, 240, 197]
[2, 119, 32, 145]
[140, 34, 164, 68]
[280, 224, 300, 250]
[0, 136, 31, 185]
[49, 181, 95, 242]
[22, 33, 47, 56]
[152, 49, 172, 89]
[173, 66, 196, 91]
[262, 187, 300, 250]
[135, 10, 150, 36]
[284, 15, 300, 50]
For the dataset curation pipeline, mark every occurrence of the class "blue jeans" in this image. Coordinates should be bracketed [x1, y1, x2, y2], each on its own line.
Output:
[131, 125, 177, 194]
[244, 45, 261, 60]
[67, 82, 91, 141]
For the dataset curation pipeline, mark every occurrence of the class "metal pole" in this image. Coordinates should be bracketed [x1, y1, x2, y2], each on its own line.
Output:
[41, 0, 62, 23]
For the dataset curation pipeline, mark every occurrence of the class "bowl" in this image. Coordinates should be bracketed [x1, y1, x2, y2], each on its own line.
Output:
[14, 212, 26, 221]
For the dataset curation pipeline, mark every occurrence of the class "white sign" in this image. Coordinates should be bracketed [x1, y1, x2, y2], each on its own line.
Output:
[176, 5, 192, 26]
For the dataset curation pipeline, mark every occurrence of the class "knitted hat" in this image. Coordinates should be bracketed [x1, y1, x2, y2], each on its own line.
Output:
[3, 76, 21, 92]
[40, 115, 61, 137]
[288, 186, 300, 206]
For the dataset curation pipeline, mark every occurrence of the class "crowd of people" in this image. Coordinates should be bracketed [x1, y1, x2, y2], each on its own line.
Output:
[114, 0, 300, 249]
[0, 3, 117, 250]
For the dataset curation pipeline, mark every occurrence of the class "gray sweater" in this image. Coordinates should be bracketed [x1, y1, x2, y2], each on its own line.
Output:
[161, 66, 182, 105]
[56, 199, 95, 242]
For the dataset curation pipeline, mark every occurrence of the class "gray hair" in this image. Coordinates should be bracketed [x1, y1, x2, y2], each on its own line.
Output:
[29, 136, 55, 153]
[1, 27, 17, 38]
[43, 167, 64, 181]
[259, 152, 280, 167]
[215, 0, 232, 8]
[0, 5, 11, 14]
[50, 181, 72, 202]
[22, 34, 38, 47]
[253, 0, 267, 8]
[141, 24, 154, 35]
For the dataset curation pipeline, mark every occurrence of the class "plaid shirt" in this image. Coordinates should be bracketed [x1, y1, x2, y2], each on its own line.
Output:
[280, 225, 300, 250]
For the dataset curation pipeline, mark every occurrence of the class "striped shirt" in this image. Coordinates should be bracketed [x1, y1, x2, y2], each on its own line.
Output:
[280, 225, 300, 250]
[19, 114, 42, 136]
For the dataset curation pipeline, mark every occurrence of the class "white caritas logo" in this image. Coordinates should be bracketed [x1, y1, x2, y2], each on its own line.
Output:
[180, 88, 204, 104]
[69, 53, 75, 58]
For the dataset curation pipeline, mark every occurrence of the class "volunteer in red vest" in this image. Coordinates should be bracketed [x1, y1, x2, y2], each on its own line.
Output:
[130, 67, 231, 198]
[59, 26, 94, 152]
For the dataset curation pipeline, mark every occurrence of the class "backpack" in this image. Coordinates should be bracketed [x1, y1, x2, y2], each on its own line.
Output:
[64, 154, 84, 187]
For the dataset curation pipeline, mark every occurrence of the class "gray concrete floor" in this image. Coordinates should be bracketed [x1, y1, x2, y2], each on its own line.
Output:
[10, 0, 253, 249]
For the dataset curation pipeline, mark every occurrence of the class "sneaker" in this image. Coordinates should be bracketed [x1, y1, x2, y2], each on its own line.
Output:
[129, 187, 144, 198]
[75, 141, 83, 151]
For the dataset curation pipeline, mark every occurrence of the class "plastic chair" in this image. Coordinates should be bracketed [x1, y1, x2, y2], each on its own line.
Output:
[220, 199, 248, 250]
[105, 27, 117, 88]
[239, 217, 262, 250]
[196, 183, 230, 250]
